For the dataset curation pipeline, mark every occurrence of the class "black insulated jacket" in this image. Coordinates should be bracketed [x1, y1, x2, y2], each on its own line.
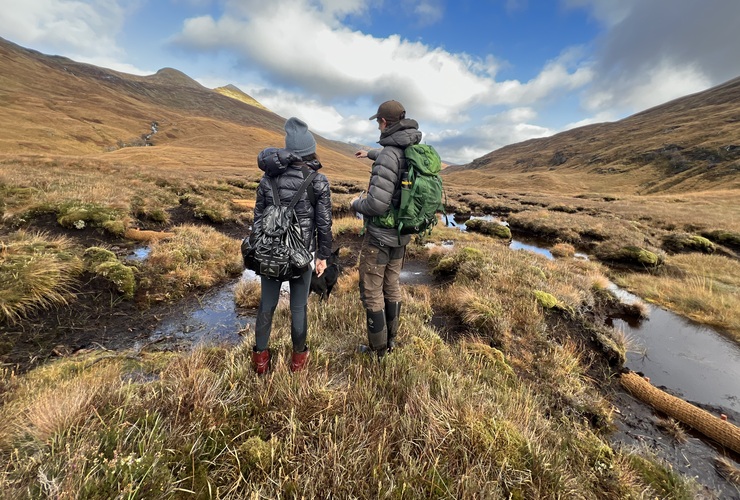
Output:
[253, 150, 332, 260]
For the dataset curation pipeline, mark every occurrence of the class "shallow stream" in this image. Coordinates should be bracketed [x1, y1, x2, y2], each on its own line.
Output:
[451, 214, 740, 412]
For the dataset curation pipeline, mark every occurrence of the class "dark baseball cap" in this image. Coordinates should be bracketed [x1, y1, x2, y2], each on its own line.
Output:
[369, 100, 406, 122]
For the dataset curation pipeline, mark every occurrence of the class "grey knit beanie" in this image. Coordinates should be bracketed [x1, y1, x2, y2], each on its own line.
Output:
[284, 117, 316, 157]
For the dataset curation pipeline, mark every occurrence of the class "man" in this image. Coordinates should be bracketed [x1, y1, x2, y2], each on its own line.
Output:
[351, 100, 422, 356]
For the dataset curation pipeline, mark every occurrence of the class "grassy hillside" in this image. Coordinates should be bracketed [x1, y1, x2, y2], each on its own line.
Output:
[445, 77, 740, 195]
[0, 37, 367, 183]
[214, 84, 270, 111]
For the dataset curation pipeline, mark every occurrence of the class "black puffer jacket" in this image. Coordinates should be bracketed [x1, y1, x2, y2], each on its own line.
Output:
[252, 149, 332, 260]
[351, 118, 422, 247]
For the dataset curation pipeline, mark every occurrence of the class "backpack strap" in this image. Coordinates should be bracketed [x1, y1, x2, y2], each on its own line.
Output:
[268, 176, 281, 207]
[301, 165, 317, 207]
[268, 170, 317, 209]
[288, 171, 317, 210]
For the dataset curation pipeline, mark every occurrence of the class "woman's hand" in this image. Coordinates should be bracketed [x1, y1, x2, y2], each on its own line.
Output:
[355, 150, 368, 159]
[315, 258, 327, 277]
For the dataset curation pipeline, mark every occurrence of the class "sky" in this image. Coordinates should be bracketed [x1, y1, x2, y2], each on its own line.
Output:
[2, 0, 739, 165]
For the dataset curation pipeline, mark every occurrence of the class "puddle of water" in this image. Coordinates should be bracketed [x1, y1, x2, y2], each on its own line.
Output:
[141, 269, 294, 349]
[144, 281, 253, 348]
[127, 246, 151, 261]
[607, 285, 740, 410]
[509, 240, 553, 259]
[446, 213, 554, 260]
[401, 260, 434, 285]
[445, 213, 504, 230]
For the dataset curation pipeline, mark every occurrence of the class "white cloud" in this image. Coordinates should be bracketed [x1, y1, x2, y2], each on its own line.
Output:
[428, 108, 553, 164]
[172, 3, 493, 125]
[481, 49, 594, 106]
[569, 0, 740, 117]
[0, 0, 132, 61]
[583, 61, 710, 114]
[171, 0, 595, 163]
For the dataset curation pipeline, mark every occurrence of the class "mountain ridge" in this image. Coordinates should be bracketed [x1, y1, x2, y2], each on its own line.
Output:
[445, 75, 740, 194]
[0, 36, 367, 181]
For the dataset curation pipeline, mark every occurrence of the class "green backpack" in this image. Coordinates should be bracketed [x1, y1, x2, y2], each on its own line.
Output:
[373, 144, 445, 239]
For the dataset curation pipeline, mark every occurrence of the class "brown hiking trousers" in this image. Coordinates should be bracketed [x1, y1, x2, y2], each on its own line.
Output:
[358, 235, 405, 312]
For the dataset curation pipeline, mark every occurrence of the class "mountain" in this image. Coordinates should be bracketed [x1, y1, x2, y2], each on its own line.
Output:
[445, 77, 740, 194]
[0, 37, 366, 181]
[214, 84, 269, 111]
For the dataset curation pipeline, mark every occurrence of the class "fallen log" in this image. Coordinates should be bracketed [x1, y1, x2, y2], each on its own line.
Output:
[620, 370, 740, 454]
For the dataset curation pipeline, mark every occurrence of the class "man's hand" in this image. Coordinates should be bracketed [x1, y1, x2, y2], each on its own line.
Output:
[350, 190, 366, 205]
[355, 150, 368, 159]
[350, 191, 365, 220]
[315, 258, 327, 277]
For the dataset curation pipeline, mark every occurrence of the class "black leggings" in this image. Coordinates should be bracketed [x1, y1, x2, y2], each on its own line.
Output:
[254, 267, 312, 352]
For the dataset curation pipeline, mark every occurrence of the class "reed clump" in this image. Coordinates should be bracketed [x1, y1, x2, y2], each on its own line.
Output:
[0, 231, 83, 323]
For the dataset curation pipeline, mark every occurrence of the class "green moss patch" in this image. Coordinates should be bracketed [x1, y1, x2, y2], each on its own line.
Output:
[83, 246, 137, 299]
[534, 290, 559, 309]
[700, 229, 740, 250]
[464, 219, 512, 239]
[56, 201, 124, 232]
[432, 246, 486, 278]
[595, 245, 663, 269]
[662, 233, 715, 254]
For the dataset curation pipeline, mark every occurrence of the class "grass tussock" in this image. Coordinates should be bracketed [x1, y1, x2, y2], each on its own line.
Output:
[139, 224, 243, 302]
[714, 456, 740, 486]
[551, 242, 576, 258]
[0, 231, 83, 323]
[0, 230, 701, 499]
[613, 252, 740, 342]
[234, 278, 261, 309]
[330, 216, 364, 237]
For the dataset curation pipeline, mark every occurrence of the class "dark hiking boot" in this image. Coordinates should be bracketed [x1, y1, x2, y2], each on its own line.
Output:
[359, 309, 387, 358]
[252, 347, 271, 375]
[385, 301, 401, 353]
[357, 344, 387, 358]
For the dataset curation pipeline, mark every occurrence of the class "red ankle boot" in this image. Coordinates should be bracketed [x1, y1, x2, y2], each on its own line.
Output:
[252, 347, 270, 374]
[290, 347, 309, 372]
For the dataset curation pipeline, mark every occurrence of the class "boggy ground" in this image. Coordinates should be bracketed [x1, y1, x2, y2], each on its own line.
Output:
[2, 207, 740, 497]
[0, 204, 248, 371]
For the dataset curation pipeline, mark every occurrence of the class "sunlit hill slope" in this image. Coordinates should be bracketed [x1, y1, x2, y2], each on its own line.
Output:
[445, 77, 740, 194]
[0, 37, 367, 181]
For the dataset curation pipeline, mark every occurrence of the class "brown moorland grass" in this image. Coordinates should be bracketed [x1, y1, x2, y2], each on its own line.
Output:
[0, 235, 700, 499]
[139, 224, 243, 302]
[3, 36, 738, 341]
[0, 231, 83, 323]
[438, 188, 740, 339]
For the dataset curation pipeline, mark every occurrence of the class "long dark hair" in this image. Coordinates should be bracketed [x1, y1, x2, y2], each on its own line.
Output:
[301, 152, 322, 170]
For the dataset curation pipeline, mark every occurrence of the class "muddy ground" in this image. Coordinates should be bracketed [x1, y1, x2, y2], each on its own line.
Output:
[1, 215, 739, 498]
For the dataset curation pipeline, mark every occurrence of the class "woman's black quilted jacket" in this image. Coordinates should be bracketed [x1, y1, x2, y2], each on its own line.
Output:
[252, 150, 332, 260]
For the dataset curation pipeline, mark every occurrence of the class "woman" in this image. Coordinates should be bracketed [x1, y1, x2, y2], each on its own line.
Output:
[251, 117, 332, 374]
